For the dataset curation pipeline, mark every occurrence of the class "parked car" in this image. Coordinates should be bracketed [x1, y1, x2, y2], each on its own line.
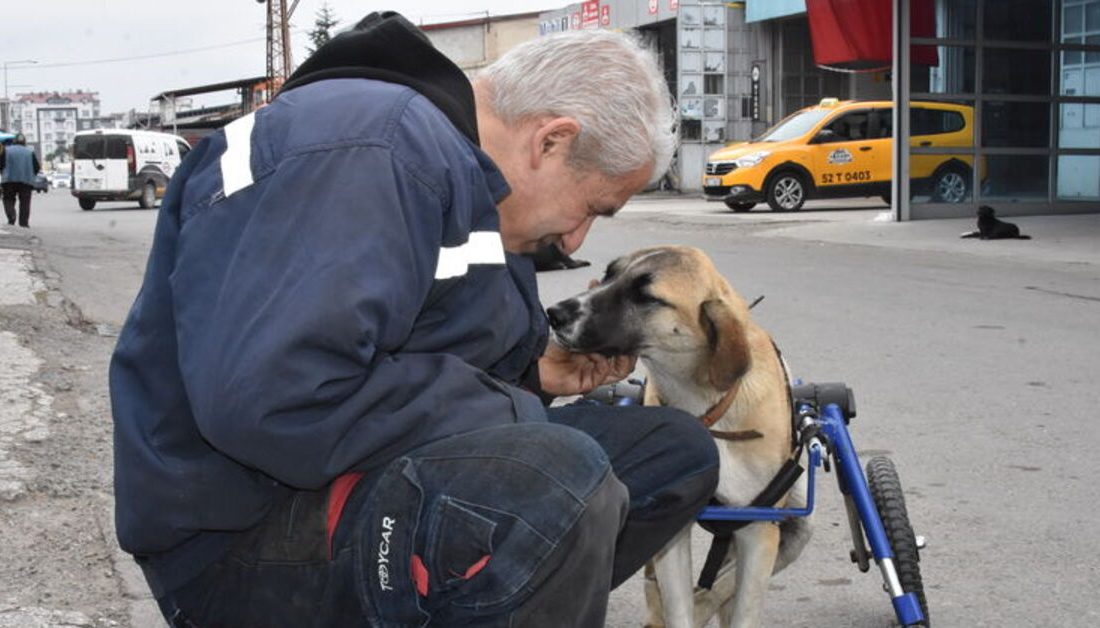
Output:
[32, 173, 49, 193]
[71, 129, 191, 210]
[49, 172, 72, 189]
[703, 98, 980, 212]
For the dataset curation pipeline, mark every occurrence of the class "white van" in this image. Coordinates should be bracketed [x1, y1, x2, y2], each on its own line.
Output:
[71, 129, 191, 210]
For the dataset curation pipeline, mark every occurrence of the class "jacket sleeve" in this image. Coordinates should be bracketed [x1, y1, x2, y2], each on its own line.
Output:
[32, 151, 40, 174]
[177, 143, 542, 490]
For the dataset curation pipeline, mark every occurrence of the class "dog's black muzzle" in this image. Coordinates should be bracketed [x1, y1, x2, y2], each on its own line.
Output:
[546, 298, 581, 331]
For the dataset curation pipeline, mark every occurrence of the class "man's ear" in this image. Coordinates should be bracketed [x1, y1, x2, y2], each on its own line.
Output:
[698, 299, 751, 390]
[530, 117, 581, 168]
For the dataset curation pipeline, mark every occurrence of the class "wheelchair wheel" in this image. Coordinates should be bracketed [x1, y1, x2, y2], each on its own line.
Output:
[866, 456, 929, 626]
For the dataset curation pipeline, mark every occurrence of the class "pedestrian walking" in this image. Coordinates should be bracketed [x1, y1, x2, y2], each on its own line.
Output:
[110, 11, 717, 628]
[0, 134, 40, 228]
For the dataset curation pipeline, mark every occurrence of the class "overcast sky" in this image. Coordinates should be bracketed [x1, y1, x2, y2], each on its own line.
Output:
[3, 1, 559, 115]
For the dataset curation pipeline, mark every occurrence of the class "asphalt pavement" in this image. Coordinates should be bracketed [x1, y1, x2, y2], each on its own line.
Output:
[1, 192, 1098, 627]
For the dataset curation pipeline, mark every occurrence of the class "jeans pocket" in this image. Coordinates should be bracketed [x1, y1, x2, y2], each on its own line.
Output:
[427, 496, 496, 591]
[423, 497, 553, 618]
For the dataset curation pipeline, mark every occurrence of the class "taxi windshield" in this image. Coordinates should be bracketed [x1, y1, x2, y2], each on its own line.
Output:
[757, 109, 833, 142]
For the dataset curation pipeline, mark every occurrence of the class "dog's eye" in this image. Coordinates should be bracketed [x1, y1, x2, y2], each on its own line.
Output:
[630, 289, 668, 307]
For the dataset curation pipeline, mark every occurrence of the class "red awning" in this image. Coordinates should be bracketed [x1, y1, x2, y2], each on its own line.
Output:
[806, 0, 938, 72]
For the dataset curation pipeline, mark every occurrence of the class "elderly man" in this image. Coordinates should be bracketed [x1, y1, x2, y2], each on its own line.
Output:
[0, 134, 41, 227]
[111, 12, 717, 627]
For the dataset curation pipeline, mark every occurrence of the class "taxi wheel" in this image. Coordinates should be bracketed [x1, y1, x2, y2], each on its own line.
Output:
[766, 172, 806, 212]
[931, 167, 970, 203]
[724, 200, 756, 212]
[78, 198, 96, 211]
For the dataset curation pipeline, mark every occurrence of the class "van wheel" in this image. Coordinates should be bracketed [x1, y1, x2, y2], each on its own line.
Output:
[78, 198, 96, 211]
[139, 181, 157, 209]
[766, 172, 806, 212]
[724, 200, 755, 212]
[931, 167, 969, 203]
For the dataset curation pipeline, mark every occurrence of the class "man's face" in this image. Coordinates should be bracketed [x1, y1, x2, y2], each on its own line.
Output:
[498, 154, 653, 255]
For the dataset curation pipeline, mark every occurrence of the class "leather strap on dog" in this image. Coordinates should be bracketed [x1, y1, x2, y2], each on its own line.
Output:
[708, 428, 764, 441]
[699, 382, 740, 428]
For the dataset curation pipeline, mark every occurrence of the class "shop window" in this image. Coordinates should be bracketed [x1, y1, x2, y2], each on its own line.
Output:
[1089, 34, 1100, 62]
[704, 74, 724, 94]
[939, 0, 977, 39]
[1058, 155, 1100, 199]
[1065, 3, 1085, 34]
[1088, 1, 1100, 30]
[925, 46, 975, 94]
[681, 119, 701, 141]
[983, 48, 1051, 95]
[982, 101, 1051, 147]
[984, 0, 1052, 42]
[982, 155, 1049, 201]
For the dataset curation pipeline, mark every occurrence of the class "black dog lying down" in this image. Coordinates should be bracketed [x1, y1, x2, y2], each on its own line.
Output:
[961, 205, 1032, 240]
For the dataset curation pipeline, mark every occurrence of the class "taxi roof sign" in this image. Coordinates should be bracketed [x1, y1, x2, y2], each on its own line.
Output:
[819, 97, 841, 107]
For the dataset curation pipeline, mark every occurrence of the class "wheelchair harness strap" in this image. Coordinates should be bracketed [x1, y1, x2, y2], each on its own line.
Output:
[696, 455, 805, 589]
[697, 340, 804, 590]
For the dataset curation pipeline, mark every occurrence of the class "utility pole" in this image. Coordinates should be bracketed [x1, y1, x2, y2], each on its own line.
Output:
[260, 0, 300, 103]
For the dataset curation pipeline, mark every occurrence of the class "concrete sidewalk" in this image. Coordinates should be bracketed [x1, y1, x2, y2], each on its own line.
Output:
[624, 195, 1100, 267]
[760, 212, 1100, 267]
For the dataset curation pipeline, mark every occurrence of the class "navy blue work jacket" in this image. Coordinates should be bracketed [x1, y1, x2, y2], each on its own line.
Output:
[109, 78, 549, 591]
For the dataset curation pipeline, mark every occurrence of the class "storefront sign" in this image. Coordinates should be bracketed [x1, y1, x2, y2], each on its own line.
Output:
[600, 4, 611, 26]
[648, 0, 658, 15]
[670, 0, 679, 10]
[571, 12, 580, 29]
[581, 0, 600, 29]
[750, 64, 761, 121]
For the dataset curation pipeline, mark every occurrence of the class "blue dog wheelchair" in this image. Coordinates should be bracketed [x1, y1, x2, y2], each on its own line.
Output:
[584, 379, 929, 627]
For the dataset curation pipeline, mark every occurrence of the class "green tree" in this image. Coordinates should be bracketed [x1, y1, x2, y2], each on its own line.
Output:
[307, 3, 340, 55]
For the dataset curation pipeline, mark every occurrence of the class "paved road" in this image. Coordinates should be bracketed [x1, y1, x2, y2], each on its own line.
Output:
[13, 189, 1100, 626]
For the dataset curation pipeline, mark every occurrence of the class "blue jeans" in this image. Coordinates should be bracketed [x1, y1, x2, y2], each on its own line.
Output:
[154, 404, 718, 627]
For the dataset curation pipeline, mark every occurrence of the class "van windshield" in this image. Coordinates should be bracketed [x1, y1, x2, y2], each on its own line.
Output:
[73, 135, 130, 160]
[757, 109, 833, 142]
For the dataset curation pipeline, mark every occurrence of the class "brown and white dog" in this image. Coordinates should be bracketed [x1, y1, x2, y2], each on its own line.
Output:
[547, 245, 812, 628]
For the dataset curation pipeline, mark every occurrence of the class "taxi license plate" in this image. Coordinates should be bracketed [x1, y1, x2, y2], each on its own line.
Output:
[80, 178, 103, 191]
[705, 177, 722, 187]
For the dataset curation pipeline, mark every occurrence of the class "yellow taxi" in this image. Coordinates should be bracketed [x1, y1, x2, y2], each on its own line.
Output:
[703, 99, 977, 211]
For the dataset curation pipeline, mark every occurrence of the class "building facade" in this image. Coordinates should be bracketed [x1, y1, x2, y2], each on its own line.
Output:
[6, 91, 102, 162]
[421, 12, 542, 74]
[748, 0, 1100, 219]
[528, 0, 1098, 218]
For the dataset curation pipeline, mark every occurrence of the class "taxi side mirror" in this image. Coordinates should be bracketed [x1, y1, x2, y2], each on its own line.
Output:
[810, 129, 837, 144]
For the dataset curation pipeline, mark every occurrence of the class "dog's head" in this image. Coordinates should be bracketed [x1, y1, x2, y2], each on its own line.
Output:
[547, 246, 752, 390]
[978, 205, 996, 218]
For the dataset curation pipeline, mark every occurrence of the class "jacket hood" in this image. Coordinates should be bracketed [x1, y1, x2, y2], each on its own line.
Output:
[280, 11, 479, 145]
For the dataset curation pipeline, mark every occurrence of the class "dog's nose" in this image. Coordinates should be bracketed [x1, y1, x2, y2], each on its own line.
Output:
[546, 299, 580, 330]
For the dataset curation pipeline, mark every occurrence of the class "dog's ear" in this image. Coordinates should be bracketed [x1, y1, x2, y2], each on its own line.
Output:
[699, 299, 752, 390]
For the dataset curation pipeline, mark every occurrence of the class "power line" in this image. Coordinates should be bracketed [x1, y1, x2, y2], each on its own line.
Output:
[30, 37, 267, 70]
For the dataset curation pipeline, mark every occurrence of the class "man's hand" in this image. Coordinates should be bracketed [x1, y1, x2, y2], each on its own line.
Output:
[538, 341, 636, 397]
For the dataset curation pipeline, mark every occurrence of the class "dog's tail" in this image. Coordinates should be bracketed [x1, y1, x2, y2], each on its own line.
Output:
[773, 472, 814, 574]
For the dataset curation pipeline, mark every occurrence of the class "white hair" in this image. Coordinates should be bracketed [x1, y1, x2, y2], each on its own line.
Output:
[478, 29, 676, 182]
